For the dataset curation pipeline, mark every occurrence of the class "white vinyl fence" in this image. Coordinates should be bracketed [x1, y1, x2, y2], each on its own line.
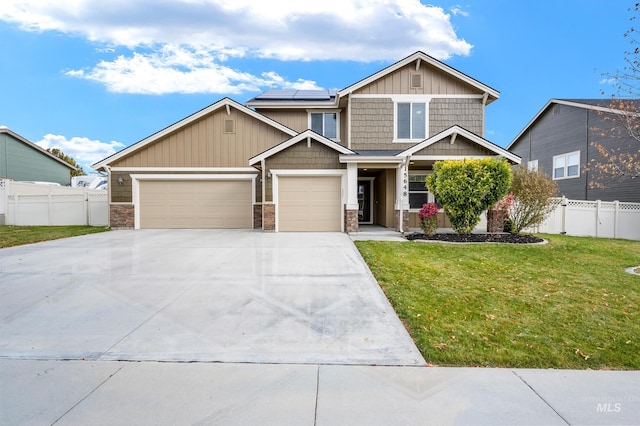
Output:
[0, 179, 108, 226]
[528, 197, 640, 241]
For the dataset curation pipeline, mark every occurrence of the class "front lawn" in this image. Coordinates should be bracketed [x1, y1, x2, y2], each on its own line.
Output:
[355, 235, 640, 369]
[0, 225, 110, 248]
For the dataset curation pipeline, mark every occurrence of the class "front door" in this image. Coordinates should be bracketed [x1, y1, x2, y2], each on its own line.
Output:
[358, 179, 373, 224]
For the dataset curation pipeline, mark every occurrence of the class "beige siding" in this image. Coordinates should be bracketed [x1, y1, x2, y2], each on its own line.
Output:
[354, 62, 481, 96]
[412, 137, 494, 156]
[257, 109, 308, 133]
[264, 141, 345, 201]
[350, 98, 414, 150]
[111, 107, 291, 168]
[430, 98, 484, 136]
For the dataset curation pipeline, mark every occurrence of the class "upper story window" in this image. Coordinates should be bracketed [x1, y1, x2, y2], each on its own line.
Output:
[309, 111, 339, 140]
[553, 151, 580, 180]
[396, 102, 426, 141]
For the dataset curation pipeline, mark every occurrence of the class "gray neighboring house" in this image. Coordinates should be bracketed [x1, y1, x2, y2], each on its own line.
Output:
[508, 99, 640, 203]
[0, 127, 77, 186]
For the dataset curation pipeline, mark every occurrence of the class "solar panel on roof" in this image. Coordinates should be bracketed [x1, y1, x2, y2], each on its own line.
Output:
[254, 90, 297, 100]
[253, 89, 337, 102]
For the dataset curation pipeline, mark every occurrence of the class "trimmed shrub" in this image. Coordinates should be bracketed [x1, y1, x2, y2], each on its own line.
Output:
[426, 158, 512, 234]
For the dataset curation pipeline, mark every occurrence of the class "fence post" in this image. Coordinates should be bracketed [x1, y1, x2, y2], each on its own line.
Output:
[85, 193, 90, 226]
[48, 193, 53, 226]
[561, 196, 567, 234]
[595, 200, 601, 238]
[614, 200, 619, 239]
[14, 194, 19, 226]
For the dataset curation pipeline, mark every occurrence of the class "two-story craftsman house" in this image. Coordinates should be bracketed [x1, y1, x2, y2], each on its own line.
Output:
[93, 51, 520, 232]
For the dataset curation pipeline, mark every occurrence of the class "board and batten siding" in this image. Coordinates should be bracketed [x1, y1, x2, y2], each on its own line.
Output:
[111, 108, 292, 169]
[257, 110, 309, 133]
[353, 62, 481, 96]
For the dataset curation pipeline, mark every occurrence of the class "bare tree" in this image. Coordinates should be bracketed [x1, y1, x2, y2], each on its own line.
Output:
[590, 4, 640, 188]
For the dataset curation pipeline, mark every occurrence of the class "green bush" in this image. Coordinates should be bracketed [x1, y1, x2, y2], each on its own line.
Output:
[426, 158, 512, 234]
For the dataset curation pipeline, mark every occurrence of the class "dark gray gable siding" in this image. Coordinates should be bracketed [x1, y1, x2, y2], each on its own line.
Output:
[509, 102, 640, 203]
[510, 103, 587, 199]
[585, 109, 640, 202]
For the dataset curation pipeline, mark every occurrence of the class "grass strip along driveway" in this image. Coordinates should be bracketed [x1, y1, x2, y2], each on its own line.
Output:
[355, 235, 640, 370]
[0, 226, 110, 248]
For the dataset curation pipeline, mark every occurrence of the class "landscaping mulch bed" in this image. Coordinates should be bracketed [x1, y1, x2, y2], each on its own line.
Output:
[405, 232, 545, 244]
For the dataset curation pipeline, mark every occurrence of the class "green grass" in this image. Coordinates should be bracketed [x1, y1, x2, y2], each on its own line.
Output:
[355, 235, 640, 370]
[0, 225, 110, 248]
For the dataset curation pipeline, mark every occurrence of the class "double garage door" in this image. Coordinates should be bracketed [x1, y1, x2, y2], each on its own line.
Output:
[139, 180, 252, 229]
[278, 176, 342, 232]
[137, 176, 342, 231]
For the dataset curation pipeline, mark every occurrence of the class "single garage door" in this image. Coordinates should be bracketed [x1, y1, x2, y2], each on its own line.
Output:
[139, 180, 252, 229]
[278, 175, 342, 232]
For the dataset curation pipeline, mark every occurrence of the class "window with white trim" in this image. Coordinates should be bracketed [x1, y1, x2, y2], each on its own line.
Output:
[408, 174, 432, 209]
[309, 111, 339, 140]
[396, 102, 426, 141]
[527, 159, 538, 172]
[553, 151, 580, 180]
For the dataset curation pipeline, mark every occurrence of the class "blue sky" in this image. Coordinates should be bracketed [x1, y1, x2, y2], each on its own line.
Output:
[0, 1, 631, 173]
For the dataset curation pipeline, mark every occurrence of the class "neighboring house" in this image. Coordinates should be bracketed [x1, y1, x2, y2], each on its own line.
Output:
[93, 51, 520, 232]
[508, 99, 640, 203]
[0, 127, 77, 186]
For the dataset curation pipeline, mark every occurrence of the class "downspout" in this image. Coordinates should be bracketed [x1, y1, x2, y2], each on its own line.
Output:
[103, 164, 112, 227]
[346, 93, 352, 150]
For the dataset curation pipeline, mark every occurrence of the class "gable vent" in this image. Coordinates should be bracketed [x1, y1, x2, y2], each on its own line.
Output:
[224, 119, 235, 134]
[411, 73, 423, 89]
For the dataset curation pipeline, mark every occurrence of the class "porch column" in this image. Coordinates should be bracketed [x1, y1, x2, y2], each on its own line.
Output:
[394, 158, 410, 232]
[345, 163, 359, 233]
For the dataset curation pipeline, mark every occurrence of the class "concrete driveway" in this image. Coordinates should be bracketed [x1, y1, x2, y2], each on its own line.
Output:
[0, 229, 424, 366]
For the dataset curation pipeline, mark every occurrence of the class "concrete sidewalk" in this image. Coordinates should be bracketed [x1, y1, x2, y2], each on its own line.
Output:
[2, 359, 638, 425]
[1, 230, 638, 425]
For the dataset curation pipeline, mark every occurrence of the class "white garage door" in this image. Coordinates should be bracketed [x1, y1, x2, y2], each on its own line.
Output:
[278, 175, 342, 232]
[139, 180, 252, 229]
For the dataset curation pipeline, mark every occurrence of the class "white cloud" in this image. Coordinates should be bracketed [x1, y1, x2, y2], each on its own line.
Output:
[1, 0, 472, 94]
[66, 45, 321, 94]
[36, 134, 124, 171]
[450, 5, 470, 17]
[0, 1, 471, 60]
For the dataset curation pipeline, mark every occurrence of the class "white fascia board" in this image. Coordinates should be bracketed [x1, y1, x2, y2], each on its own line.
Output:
[339, 155, 404, 164]
[110, 167, 257, 172]
[337, 52, 500, 101]
[401, 125, 521, 164]
[93, 98, 297, 170]
[249, 130, 354, 165]
[130, 173, 257, 181]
